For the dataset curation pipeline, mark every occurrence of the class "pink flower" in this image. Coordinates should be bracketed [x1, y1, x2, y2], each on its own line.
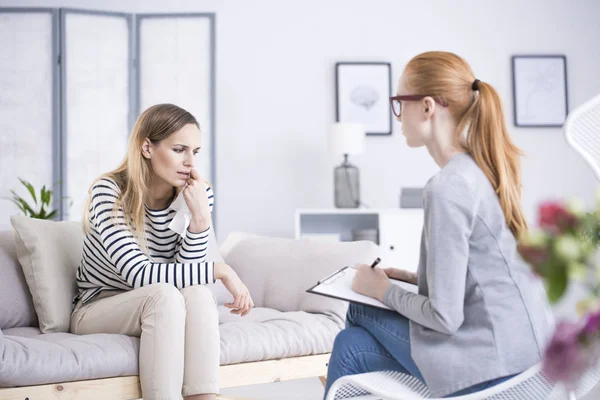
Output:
[539, 202, 580, 233]
[544, 319, 600, 387]
[582, 310, 600, 337]
[543, 322, 585, 384]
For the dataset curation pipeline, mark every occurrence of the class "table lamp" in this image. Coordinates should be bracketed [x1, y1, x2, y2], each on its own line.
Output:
[328, 123, 365, 208]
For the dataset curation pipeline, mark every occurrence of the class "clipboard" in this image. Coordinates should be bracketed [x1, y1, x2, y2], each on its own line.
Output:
[306, 266, 418, 311]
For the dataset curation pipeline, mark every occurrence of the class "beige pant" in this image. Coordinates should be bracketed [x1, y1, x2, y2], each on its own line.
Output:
[71, 283, 220, 400]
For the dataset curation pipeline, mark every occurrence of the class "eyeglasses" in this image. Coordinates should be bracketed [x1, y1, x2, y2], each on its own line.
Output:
[389, 95, 449, 117]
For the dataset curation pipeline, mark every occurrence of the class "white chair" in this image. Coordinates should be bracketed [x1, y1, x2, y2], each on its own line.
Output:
[326, 358, 600, 400]
[326, 92, 600, 400]
[564, 92, 600, 180]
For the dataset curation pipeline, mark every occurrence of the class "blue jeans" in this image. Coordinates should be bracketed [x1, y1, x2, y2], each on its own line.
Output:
[324, 303, 515, 399]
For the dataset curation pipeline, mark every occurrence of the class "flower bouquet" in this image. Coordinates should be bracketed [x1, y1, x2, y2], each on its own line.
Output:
[518, 199, 600, 389]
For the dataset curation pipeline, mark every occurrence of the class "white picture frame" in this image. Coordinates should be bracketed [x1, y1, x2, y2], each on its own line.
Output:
[512, 55, 568, 127]
[336, 62, 392, 136]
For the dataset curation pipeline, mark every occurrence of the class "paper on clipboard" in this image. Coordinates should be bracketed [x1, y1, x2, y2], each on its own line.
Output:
[307, 266, 418, 311]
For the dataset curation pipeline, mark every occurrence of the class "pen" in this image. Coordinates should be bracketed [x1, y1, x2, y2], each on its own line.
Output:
[370, 257, 381, 269]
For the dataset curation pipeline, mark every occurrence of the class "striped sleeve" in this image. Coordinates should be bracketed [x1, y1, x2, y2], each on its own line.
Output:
[175, 185, 214, 262]
[90, 179, 215, 289]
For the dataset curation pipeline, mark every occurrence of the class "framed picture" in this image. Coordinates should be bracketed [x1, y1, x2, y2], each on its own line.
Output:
[512, 55, 568, 127]
[335, 62, 392, 136]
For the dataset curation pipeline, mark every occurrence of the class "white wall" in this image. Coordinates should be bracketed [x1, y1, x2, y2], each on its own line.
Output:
[2, 0, 600, 242]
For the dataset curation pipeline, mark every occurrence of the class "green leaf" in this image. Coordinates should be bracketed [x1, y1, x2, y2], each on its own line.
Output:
[9, 194, 30, 216]
[9, 198, 27, 215]
[16, 198, 36, 217]
[46, 210, 58, 220]
[10, 189, 20, 200]
[41, 186, 52, 206]
[546, 261, 569, 303]
[19, 178, 37, 205]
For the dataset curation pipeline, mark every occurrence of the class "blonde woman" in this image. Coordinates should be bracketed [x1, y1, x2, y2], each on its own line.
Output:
[71, 104, 253, 400]
[325, 52, 554, 398]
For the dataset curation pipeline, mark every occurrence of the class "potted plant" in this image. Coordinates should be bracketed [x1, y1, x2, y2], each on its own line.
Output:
[6, 178, 61, 220]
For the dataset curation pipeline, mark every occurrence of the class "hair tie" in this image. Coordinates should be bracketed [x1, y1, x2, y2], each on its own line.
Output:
[472, 79, 480, 91]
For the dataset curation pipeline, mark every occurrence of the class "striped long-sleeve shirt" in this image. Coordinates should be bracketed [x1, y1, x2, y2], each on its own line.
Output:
[75, 178, 215, 304]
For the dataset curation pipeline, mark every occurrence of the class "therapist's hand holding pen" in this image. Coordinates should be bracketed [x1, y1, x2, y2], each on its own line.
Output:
[353, 257, 418, 301]
[351, 257, 392, 302]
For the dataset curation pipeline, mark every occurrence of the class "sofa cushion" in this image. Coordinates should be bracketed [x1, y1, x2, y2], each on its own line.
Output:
[218, 306, 340, 365]
[0, 231, 38, 329]
[221, 234, 379, 325]
[0, 306, 339, 387]
[0, 326, 41, 338]
[10, 216, 84, 333]
[0, 327, 139, 388]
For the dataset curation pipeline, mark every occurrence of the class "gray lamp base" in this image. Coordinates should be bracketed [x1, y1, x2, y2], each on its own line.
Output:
[334, 154, 360, 208]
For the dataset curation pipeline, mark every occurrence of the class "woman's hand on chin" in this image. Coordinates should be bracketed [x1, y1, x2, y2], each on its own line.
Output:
[183, 169, 211, 232]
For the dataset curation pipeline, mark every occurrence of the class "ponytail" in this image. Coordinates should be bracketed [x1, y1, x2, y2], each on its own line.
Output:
[457, 81, 528, 238]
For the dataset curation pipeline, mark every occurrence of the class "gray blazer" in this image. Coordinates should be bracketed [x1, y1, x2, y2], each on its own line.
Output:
[383, 152, 554, 397]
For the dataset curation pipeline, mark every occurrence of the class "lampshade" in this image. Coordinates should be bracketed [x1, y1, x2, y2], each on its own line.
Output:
[328, 123, 365, 155]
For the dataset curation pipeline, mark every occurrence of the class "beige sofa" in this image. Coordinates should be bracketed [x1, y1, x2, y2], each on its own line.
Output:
[0, 217, 379, 399]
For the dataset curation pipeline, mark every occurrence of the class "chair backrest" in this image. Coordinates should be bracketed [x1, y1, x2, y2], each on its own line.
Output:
[564, 93, 600, 398]
[564, 92, 600, 181]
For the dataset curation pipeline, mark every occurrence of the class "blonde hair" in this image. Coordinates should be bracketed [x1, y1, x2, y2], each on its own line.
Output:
[404, 51, 527, 237]
[83, 104, 200, 248]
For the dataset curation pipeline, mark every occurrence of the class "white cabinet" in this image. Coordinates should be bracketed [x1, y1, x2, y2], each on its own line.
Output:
[295, 209, 423, 273]
[378, 210, 423, 273]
